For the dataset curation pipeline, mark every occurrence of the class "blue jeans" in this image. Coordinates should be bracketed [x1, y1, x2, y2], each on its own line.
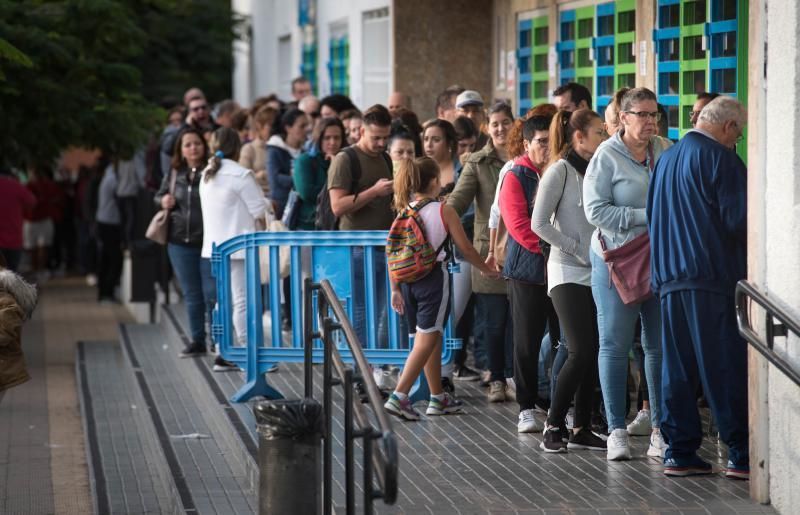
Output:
[474, 293, 513, 381]
[168, 244, 210, 345]
[590, 250, 662, 431]
[199, 258, 218, 344]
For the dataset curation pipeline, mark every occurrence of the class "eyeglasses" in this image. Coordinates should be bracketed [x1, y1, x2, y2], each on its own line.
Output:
[532, 137, 549, 147]
[689, 111, 702, 119]
[190, 104, 209, 112]
[625, 110, 661, 121]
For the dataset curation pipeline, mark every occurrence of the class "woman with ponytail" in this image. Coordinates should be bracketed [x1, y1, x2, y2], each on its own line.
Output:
[199, 127, 270, 371]
[384, 158, 497, 421]
[531, 109, 608, 452]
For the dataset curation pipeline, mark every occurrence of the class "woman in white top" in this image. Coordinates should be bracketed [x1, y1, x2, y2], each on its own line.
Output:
[531, 109, 607, 453]
[200, 128, 270, 370]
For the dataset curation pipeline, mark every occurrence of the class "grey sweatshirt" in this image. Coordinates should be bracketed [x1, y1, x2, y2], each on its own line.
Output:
[531, 157, 594, 291]
[583, 131, 672, 256]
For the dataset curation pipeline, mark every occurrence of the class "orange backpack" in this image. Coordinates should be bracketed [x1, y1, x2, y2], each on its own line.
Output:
[386, 199, 450, 283]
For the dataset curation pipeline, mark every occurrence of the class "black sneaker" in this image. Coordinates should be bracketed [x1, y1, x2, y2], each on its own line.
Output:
[560, 425, 570, 443]
[567, 428, 607, 451]
[539, 426, 567, 453]
[179, 342, 207, 358]
[441, 377, 455, 395]
[453, 365, 481, 382]
[213, 356, 239, 372]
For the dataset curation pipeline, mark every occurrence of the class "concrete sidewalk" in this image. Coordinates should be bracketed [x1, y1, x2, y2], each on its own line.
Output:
[0, 277, 132, 515]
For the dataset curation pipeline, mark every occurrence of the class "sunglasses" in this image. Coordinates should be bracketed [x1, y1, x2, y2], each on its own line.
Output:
[625, 110, 662, 121]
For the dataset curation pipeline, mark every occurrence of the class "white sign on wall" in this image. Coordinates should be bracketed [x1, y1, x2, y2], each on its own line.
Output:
[639, 41, 648, 76]
[506, 50, 516, 90]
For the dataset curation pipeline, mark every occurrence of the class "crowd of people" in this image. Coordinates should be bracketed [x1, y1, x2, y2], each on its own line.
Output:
[0, 76, 748, 480]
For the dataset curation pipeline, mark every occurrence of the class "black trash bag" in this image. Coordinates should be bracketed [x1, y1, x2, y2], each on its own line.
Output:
[254, 399, 323, 440]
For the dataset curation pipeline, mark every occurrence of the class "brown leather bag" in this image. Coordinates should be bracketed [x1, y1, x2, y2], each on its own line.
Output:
[598, 230, 652, 305]
[145, 169, 176, 245]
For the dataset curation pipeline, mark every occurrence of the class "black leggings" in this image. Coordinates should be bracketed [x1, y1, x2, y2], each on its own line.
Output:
[508, 280, 554, 411]
[547, 283, 599, 429]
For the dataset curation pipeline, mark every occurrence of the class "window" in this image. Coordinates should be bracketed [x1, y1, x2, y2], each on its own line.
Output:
[329, 35, 350, 95]
[658, 38, 679, 61]
[578, 18, 593, 38]
[534, 54, 548, 71]
[712, 68, 737, 93]
[684, 0, 707, 24]
[362, 8, 390, 106]
[598, 75, 614, 96]
[597, 46, 614, 66]
[561, 21, 575, 40]
[301, 42, 318, 94]
[577, 76, 593, 90]
[711, 32, 737, 58]
[519, 56, 531, 74]
[534, 81, 549, 99]
[618, 42, 635, 64]
[684, 35, 705, 60]
[578, 48, 591, 67]
[684, 70, 706, 94]
[713, 0, 737, 21]
[278, 35, 293, 99]
[659, 72, 679, 95]
[659, 4, 680, 28]
[683, 105, 694, 129]
[618, 11, 635, 32]
[618, 73, 635, 88]
[666, 105, 679, 128]
[597, 14, 614, 36]
[534, 26, 548, 46]
[519, 28, 531, 49]
[561, 49, 575, 69]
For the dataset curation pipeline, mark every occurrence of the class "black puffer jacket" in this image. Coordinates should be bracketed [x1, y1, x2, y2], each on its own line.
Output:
[153, 165, 204, 247]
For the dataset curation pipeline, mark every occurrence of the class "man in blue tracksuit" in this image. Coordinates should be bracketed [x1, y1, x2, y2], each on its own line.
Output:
[647, 96, 749, 479]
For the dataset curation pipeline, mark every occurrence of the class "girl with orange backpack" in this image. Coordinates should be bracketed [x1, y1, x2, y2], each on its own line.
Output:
[383, 157, 497, 421]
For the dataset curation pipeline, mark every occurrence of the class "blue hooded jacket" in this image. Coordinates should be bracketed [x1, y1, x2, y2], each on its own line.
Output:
[646, 130, 747, 296]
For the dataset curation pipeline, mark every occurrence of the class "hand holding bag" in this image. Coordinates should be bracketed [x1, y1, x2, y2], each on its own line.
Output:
[145, 169, 177, 245]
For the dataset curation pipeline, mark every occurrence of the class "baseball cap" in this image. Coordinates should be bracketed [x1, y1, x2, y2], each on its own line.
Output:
[456, 90, 484, 109]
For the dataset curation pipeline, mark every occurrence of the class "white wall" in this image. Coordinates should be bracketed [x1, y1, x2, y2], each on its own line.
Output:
[232, 0, 391, 107]
[763, 0, 800, 512]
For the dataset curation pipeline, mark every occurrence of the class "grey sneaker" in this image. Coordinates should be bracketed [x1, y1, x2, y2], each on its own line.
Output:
[488, 381, 506, 403]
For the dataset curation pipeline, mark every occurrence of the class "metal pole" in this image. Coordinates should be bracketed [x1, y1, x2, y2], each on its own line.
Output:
[304, 278, 313, 398]
[323, 318, 333, 515]
[344, 369, 355, 515]
[363, 428, 374, 515]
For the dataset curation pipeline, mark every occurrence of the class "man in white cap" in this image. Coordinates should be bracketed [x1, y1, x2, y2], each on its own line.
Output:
[456, 90, 489, 149]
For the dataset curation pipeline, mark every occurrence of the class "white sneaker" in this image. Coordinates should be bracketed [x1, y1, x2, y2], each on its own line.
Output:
[517, 409, 543, 433]
[647, 428, 667, 458]
[626, 409, 652, 436]
[607, 428, 632, 461]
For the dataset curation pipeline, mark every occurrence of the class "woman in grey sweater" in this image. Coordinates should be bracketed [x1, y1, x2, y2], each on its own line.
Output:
[582, 88, 672, 461]
[531, 109, 607, 453]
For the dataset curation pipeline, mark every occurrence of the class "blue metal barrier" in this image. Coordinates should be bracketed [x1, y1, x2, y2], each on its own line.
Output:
[210, 230, 462, 402]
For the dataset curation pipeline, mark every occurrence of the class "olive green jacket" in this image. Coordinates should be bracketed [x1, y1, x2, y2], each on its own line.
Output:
[446, 140, 508, 294]
[0, 270, 36, 393]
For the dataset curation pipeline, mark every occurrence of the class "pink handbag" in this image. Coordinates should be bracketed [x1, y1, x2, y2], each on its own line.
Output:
[598, 230, 652, 305]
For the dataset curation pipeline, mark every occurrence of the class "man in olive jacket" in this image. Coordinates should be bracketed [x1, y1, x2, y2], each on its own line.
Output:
[447, 138, 514, 401]
[0, 258, 37, 402]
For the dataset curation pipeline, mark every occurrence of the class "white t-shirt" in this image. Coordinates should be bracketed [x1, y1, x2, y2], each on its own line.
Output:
[411, 199, 448, 261]
[199, 159, 269, 259]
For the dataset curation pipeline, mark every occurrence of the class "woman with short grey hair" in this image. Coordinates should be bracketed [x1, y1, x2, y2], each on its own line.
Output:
[583, 87, 672, 461]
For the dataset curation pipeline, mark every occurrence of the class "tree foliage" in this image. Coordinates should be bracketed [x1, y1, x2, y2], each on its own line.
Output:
[0, 0, 239, 169]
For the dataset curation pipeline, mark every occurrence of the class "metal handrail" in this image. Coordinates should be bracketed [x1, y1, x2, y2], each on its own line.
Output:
[303, 278, 398, 515]
[736, 280, 800, 387]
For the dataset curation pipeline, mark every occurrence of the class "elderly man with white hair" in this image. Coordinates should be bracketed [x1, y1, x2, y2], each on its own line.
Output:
[646, 96, 748, 480]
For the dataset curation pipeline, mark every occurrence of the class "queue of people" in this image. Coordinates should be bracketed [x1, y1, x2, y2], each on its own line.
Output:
[0, 76, 750, 481]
